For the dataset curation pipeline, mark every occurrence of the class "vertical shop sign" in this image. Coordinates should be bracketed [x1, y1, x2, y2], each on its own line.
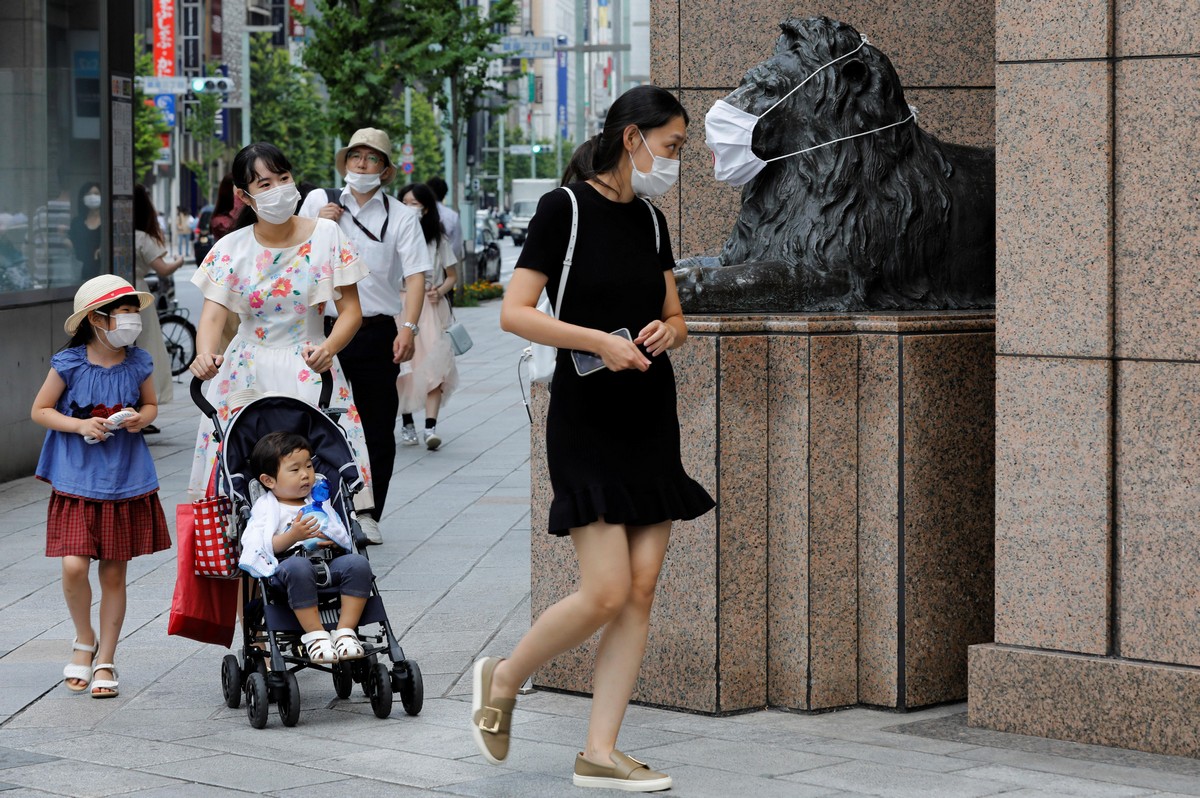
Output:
[556, 45, 568, 140]
[289, 0, 306, 37]
[153, 0, 175, 76]
[211, 0, 223, 58]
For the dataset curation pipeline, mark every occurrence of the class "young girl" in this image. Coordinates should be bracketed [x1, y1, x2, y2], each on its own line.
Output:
[32, 275, 173, 698]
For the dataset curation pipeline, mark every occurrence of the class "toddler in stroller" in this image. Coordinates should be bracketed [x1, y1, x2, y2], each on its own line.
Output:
[240, 431, 371, 663]
[191, 377, 421, 729]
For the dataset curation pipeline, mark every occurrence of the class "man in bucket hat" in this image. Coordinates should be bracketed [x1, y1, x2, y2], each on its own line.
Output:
[299, 127, 431, 545]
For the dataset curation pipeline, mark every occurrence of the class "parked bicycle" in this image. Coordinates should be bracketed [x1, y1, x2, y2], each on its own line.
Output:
[144, 273, 197, 377]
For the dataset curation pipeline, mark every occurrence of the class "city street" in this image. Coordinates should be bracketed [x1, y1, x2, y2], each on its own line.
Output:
[1, 294, 1199, 796]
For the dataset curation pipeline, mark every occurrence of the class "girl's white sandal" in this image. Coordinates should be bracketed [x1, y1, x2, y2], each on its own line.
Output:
[332, 628, 365, 660]
[90, 664, 118, 698]
[300, 630, 338, 664]
[63, 637, 97, 693]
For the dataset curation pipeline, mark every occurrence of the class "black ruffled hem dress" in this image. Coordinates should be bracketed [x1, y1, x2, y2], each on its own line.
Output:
[517, 182, 715, 536]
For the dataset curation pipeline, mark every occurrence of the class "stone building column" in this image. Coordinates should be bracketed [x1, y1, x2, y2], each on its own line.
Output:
[969, 0, 1200, 758]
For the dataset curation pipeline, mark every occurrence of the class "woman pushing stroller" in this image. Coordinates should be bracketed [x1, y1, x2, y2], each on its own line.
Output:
[239, 431, 371, 663]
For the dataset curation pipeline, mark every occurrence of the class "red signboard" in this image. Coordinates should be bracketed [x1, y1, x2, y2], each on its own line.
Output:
[289, 0, 306, 37]
[153, 0, 175, 76]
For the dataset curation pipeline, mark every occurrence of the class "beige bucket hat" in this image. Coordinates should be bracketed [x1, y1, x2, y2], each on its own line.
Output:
[335, 128, 395, 184]
[65, 275, 154, 333]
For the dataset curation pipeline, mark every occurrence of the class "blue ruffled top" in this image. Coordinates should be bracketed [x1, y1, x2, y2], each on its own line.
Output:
[35, 346, 160, 500]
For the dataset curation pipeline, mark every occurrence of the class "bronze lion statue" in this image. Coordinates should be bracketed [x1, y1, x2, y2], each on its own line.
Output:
[675, 17, 995, 313]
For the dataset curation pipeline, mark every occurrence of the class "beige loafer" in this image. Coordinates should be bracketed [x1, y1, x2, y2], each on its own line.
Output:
[471, 656, 515, 764]
[573, 750, 673, 792]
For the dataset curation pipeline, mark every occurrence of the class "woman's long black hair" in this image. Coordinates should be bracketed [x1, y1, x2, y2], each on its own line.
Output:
[133, 184, 165, 245]
[212, 173, 237, 219]
[231, 142, 294, 229]
[397, 183, 443, 245]
[561, 85, 689, 191]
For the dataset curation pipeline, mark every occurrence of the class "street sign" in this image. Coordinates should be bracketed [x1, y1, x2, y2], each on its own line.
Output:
[497, 35, 555, 59]
[400, 142, 414, 159]
[154, 94, 175, 127]
[401, 162, 414, 174]
[508, 145, 532, 155]
[136, 76, 192, 94]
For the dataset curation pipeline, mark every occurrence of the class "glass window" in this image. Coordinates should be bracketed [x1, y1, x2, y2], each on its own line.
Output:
[0, 1, 105, 300]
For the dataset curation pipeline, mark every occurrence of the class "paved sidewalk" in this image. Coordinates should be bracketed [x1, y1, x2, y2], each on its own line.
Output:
[2, 299, 1199, 797]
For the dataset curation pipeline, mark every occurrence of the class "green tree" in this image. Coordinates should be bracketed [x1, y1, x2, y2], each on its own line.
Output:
[249, 33, 331, 184]
[417, 0, 518, 207]
[379, 90, 442, 188]
[133, 34, 170, 183]
[300, 0, 435, 135]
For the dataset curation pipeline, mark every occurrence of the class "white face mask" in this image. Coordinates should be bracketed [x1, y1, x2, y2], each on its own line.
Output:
[629, 130, 680, 198]
[83, 194, 102, 209]
[97, 312, 142, 348]
[248, 182, 301, 224]
[706, 34, 915, 186]
[343, 171, 382, 193]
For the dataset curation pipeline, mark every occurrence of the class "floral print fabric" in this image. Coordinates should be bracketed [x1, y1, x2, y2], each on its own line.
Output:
[188, 218, 373, 498]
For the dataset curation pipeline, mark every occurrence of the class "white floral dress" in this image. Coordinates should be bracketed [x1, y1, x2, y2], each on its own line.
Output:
[188, 218, 373, 499]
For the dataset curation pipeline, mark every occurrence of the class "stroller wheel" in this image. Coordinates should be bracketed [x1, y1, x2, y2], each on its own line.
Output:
[221, 655, 242, 709]
[395, 659, 423, 716]
[278, 671, 301, 727]
[246, 671, 269, 729]
[360, 653, 379, 696]
[368, 662, 393, 719]
[332, 662, 353, 700]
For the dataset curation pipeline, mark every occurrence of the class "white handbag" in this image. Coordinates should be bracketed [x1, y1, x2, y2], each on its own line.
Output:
[522, 186, 580, 384]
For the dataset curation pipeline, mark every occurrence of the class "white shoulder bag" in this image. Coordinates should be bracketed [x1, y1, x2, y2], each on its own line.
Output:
[519, 188, 662, 398]
[522, 186, 581, 384]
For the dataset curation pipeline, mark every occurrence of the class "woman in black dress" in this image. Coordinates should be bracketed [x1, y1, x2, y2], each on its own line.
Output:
[472, 85, 714, 792]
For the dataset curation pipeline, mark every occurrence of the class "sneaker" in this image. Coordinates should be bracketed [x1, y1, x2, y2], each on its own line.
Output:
[424, 426, 441, 451]
[357, 515, 383, 546]
[573, 750, 672, 792]
[400, 424, 418, 446]
[471, 657, 515, 764]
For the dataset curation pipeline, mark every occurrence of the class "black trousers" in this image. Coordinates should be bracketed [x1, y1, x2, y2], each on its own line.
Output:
[327, 316, 398, 518]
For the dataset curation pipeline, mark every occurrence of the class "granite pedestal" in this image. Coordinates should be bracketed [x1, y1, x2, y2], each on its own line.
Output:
[529, 311, 995, 713]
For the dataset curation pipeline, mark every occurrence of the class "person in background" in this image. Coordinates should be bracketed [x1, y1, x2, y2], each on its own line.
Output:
[208, 174, 244, 354]
[133, 185, 184, 421]
[396, 182, 458, 451]
[173, 206, 191, 258]
[30, 182, 74, 287]
[425, 177, 464, 265]
[298, 128, 430, 544]
[68, 182, 103, 281]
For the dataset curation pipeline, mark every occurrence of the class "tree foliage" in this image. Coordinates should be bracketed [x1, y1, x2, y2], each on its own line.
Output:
[181, 68, 234, 204]
[133, 35, 170, 183]
[380, 90, 443, 188]
[249, 34, 332, 185]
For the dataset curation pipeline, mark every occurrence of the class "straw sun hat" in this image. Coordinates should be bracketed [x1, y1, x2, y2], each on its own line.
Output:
[334, 128, 395, 184]
[64, 275, 154, 334]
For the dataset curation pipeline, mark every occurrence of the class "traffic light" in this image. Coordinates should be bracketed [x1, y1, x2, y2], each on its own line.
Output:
[531, 144, 543, 154]
[191, 76, 234, 94]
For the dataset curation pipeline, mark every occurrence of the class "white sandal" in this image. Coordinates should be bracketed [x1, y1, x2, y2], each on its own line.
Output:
[63, 637, 97, 693]
[332, 628, 365, 660]
[90, 664, 119, 698]
[300, 630, 338, 664]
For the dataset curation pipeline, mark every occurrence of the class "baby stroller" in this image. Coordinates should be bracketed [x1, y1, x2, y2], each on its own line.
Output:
[190, 376, 423, 729]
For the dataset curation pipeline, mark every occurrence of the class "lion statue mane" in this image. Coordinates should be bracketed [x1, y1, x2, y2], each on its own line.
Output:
[675, 17, 995, 313]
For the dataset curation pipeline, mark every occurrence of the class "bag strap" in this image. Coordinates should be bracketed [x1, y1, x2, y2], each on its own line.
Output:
[639, 197, 660, 253]
[550, 186, 579, 320]
[326, 187, 390, 243]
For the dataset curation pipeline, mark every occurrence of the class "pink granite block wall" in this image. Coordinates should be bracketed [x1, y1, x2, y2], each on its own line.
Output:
[766, 335, 811, 708]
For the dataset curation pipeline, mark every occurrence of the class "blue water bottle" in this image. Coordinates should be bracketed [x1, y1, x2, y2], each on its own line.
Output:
[299, 475, 331, 551]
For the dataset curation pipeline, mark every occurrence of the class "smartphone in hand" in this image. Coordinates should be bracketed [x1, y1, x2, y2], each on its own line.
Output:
[572, 328, 633, 376]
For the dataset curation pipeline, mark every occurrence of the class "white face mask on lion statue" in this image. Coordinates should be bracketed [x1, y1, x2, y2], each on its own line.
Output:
[706, 32, 917, 187]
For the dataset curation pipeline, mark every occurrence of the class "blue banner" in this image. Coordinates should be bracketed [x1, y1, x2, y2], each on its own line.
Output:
[557, 47, 568, 140]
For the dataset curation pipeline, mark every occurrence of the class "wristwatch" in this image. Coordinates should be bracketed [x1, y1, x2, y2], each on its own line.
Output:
[400, 321, 419, 336]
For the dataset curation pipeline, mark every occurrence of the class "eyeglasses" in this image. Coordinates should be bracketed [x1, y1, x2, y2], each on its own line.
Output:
[347, 151, 384, 166]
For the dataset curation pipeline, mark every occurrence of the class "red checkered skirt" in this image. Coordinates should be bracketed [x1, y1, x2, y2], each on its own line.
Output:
[46, 490, 172, 561]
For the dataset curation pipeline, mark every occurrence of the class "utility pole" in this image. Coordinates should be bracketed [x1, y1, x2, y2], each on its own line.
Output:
[240, 24, 281, 147]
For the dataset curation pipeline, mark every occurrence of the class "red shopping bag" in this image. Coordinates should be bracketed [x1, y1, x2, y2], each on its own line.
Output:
[167, 462, 239, 647]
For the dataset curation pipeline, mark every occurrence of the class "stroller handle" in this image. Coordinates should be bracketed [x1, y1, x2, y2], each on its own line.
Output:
[190, 369, 335, 422]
